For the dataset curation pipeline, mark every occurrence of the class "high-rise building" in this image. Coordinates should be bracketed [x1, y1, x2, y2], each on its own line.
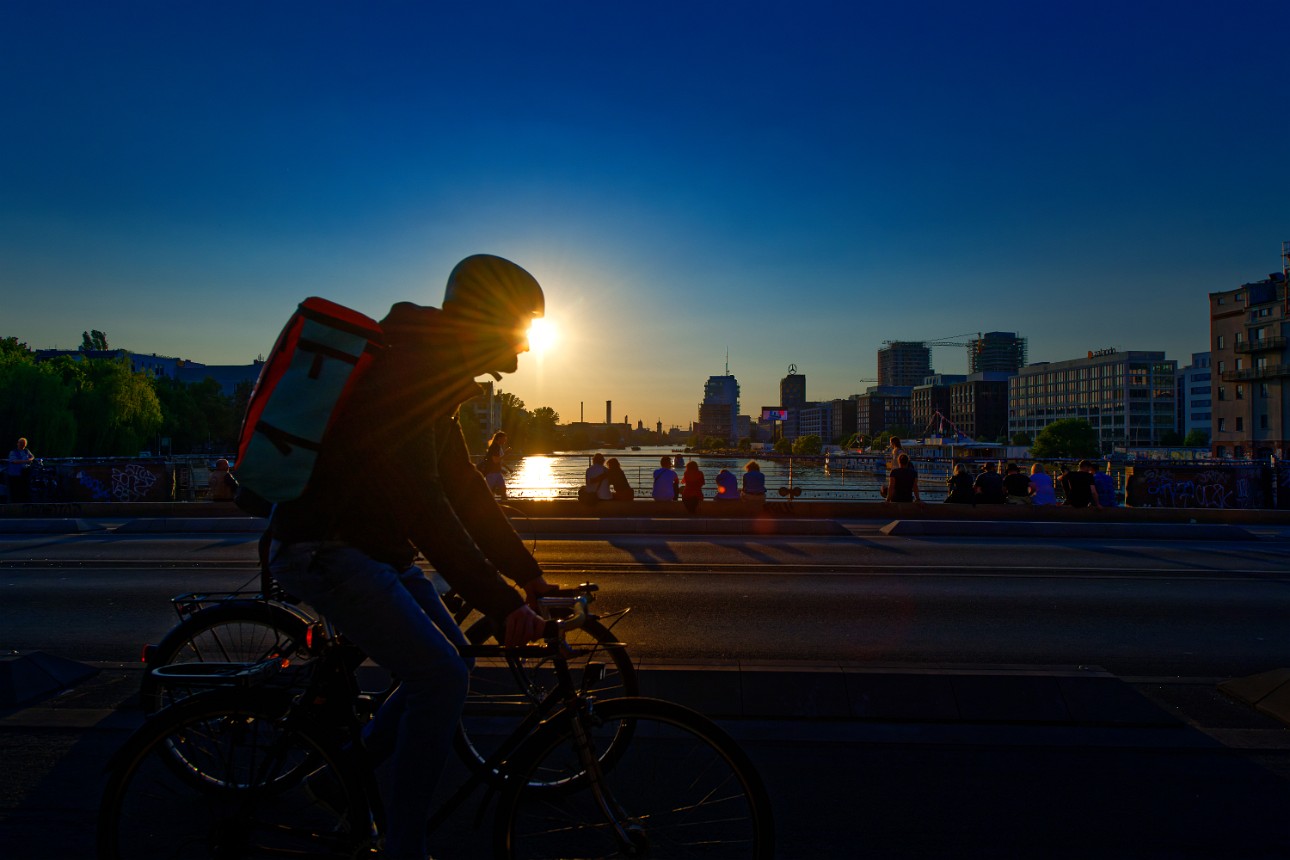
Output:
[780, 366, 806, 410]
[969, 332, 1028, 374]
[1177, 352, 1211, 443]
[1210, 270, 1289, 458]
[877, 342, 932, 387]
[1008, 350, 1178, 451]
[697, 374, 740, 442]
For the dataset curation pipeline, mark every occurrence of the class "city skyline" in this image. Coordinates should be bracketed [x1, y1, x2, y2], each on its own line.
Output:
[3, 2, 1288, 429]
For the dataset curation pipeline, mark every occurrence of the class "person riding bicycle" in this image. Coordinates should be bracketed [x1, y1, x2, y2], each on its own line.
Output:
[268, 254, 557, 860]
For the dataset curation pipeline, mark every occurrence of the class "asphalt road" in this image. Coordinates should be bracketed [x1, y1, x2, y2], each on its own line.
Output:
[3, 524, 1290, 677]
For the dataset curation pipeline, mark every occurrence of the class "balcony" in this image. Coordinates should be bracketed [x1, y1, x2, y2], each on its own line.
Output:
[1233, 336, 1288, 354]
[1220, 364, 1290, 382]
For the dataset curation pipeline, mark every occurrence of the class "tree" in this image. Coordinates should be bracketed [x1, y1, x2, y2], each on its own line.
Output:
[1030, 418, 1100, 459]
[773, 437, 792, 454]
[1183, 428, 1210, 447]
[528, 406, 559, 454]
[153, 377, 239, 454]
[73, 357, 163, 455]
[1011, 432, 1032, 447]
[1158, 430, 1184, 447]
[791, 434, 822, 455]
[0, 336, 32, 362]
[79, 330, 110, 352]
[0, 358, 78, 457]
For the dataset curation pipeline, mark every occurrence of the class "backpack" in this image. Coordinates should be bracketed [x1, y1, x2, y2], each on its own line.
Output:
[235, 298, 385, 503]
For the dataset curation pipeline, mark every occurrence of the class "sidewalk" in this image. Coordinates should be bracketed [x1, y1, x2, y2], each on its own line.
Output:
[3, 661, 1289, 858]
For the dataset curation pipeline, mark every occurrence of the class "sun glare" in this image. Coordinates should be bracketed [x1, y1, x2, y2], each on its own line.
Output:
[526, 318, 558, 355]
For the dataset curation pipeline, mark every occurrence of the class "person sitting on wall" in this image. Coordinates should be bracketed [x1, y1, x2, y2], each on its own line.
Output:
[714, 467, 739, 501]
[208, 458, 238, 502]
[742, 460, 766, 502]
[884, 452, 921, 504]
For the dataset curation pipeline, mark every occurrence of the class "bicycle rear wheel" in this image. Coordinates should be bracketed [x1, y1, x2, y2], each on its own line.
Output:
[455, 616, 637, 788]
[139, 601, 312, 713]
[495, 697, 775, 859]
[98, 689, 372, 860]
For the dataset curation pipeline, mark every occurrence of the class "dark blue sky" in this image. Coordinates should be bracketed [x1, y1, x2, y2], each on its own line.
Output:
[3, 1, 1287, 427]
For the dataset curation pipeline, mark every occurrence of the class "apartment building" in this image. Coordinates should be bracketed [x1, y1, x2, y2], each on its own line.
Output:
[1209, 276, 1289, 458]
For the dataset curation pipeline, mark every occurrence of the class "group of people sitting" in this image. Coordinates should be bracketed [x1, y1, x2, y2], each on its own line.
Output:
[882, 437, 1117, 508]
[582, 454, 767, 512]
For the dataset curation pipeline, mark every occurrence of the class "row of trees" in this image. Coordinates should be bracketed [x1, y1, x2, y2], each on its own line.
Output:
[0, 337, 246, 458]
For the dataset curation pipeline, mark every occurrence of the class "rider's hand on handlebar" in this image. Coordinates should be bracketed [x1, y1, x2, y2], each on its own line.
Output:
[523, 576, 559, 610]
[504, 604, 546, 647]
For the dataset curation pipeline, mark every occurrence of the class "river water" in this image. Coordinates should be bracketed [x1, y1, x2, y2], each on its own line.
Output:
[497, 445, 902, 501]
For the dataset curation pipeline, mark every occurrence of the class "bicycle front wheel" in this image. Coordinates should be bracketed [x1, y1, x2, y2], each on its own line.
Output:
[495, 697, 775, 859]
[456, 616, 637, 788]
[98, 689, 372, 860]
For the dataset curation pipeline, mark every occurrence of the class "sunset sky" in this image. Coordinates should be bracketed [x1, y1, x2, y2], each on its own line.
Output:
[3, 2, 1288, 429]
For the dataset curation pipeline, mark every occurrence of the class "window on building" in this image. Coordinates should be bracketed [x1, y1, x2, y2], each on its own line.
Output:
[1216, 334, 1225, 349]
[1236, 293, 1245, 302]
[1217, 446, 1227, 457]
[1217, 361, 1225, 373]
[1236, 358, 1244, 371]
[1235, 331, 1243, 344]
[1217, 297, 1225, 305]
[1236, 385, 1244, 399]
[1218, 418, 1226, 431]
[1260, 415, 1269, 430]
[1217, 387, 1226, 401]
[1236, 417, 1244, 432]
[1260, 383, 1270, 398]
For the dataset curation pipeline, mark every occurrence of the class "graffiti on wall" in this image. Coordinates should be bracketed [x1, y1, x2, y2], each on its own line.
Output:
[69, 463, 171, 503]
[1126, 466, 1264, 510]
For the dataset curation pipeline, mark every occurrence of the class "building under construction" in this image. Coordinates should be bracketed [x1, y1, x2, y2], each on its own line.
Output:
[968, 332, 1028, 374]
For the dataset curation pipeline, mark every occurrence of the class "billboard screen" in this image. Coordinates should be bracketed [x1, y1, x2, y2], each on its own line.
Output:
[761, 408, 789, 421]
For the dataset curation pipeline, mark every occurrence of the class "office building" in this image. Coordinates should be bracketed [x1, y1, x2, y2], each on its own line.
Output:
[911, 374, 965, 436]
[877, 342, 932, 387]
[780, 367, 807, 410]
[1210, 272, 1289, 458]
[1177, 352, 1211, 442]
[1008, 351, 1177, 451]
[855, 387, 912, 438]
[949, 372, 1012, 442]
[697, 374, 740, 442]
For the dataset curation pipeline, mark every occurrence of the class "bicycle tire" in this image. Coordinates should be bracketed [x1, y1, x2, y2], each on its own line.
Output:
[494, 697, 775, 859]
[98, 688, 374, 860]
[454, 616, 638, 788]
[139, 600, 312, 713]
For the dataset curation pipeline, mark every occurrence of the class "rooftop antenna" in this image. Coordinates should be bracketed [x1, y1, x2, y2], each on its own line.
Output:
[725, 348, 730, 376]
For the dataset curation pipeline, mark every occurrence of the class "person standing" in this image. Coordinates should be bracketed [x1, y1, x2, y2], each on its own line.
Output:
[652, 456, 679, 501]
[884, 452, 921, 503]
[267, 254, 556, 860]
[885, 436, 907, 473]
[480, 430, 508, 497]
[1028, 463, 1058, 506]
[6, 437, 34, 503]
[680, 460, 706, 513]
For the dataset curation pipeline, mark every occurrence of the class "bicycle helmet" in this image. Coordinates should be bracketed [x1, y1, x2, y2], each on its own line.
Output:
[443, 254, 544, 327]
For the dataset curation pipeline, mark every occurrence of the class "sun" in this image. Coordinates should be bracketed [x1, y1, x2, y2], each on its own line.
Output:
[526, 317, 558, 355]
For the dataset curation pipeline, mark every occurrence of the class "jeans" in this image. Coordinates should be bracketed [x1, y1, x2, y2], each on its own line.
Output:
[270, 542, 470, 860]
